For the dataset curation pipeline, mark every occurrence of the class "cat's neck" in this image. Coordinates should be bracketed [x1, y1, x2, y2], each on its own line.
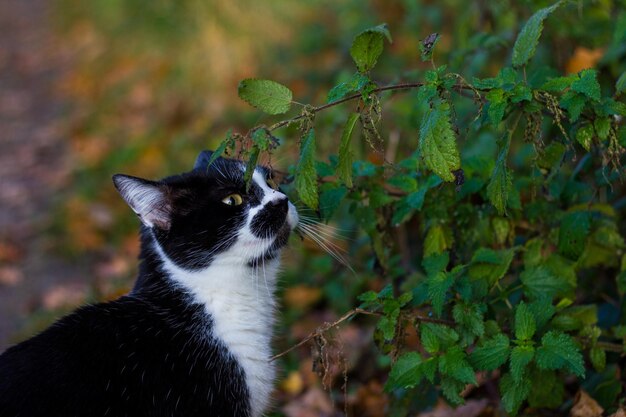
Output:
[132, 232, 279, 417]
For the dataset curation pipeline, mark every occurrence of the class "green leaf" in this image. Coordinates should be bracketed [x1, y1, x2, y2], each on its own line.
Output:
[515, 301, 536, 341]
[590, 346, 606, 372]
[500, 372, 531, 415]
[243, 146, 260, 189]
[527, 368, 564, 408]
[541, 75, 576, 92]
[486, 88, 507, 125]
[377, 315, 397, 341]
[441, 376, 466, 405]
[558, 211, 591, 260]
[427, 271, 454, 317]
[295, 129, 318, 209]
[469, 248, 515, 287]
[439, 346, 476, 384]
[594, 117, 611, 140]
[510, 346, 535, 382]
[422, 252, 450, 276]
[571, 69, 601, 101]
[420, 323, 459, 354]
[337, 112, 360, 188]
[453, 302, 485, 340]
[327, 73, 370, 103]
[469, 333, 511, 371]
[319, 185, 347, 220]
[350, 23, 392, 73]
[487, 137, 512, 215]
[616, 71, 626, 94]
[528, 298, 556, 328]
[576, 124, 595, 151]
[386, 352, 424, 390]
[560, 91, 586, 122]
[424, 225, 449, 257]
[511, 2, 561, 67]
[535, 331, 585, 377]
[238, 79, 293, 115]
[419, 101, 461, 182]
[520, 266, 568, 300]
[207, 130, 235, 168]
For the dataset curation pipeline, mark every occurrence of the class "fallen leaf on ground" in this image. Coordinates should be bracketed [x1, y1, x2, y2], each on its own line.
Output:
[570, 390, 603, 417]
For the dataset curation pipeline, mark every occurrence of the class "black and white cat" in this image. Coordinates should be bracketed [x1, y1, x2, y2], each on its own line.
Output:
[0, 151, 298, 417]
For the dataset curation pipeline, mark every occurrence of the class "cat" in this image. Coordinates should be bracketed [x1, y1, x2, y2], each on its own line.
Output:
[0, 150, 298, 417]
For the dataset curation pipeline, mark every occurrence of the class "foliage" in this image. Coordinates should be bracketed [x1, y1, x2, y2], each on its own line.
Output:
[215, 1, 626, 415]
[47, 0, 626, 415]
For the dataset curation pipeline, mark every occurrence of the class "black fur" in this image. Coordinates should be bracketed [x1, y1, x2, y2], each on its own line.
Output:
[0, 155, 289, 417]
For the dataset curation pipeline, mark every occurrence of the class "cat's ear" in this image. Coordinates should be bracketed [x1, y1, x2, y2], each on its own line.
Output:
[193, 150, 213, 170]
[112, 174, 171, 230]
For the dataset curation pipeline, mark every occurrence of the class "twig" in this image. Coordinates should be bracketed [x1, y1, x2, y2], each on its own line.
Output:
[267, 81, 488, 132]
[270, 307, 453, 361]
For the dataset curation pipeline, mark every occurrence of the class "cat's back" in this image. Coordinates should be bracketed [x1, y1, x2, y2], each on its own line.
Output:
[0, 296, 249, 417]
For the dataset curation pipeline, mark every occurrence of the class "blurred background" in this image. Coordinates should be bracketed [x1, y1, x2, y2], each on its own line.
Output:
[0, 0, 623, 415]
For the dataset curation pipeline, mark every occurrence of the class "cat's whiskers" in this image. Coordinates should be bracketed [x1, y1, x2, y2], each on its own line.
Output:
[297, 222, 354, 272]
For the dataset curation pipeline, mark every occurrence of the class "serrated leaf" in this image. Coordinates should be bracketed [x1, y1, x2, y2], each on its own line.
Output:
[560, 91, 586, 122]
[439, 346, 476, 384]
[207, 130, 235, 168]
[441, 376, 466, 405]
[510, 346, 535, 382]
[558, 211, 591, 260]
[427, 271, 454, 317]
[594, 117, 611, 140]
[238, 79, 293, 115]
[327, 73, 370, 103]
[527, 368, 564, 408]
[243, 146, 261, 189]
[520, 266, 568, 300]
[295, 129, 318, 209]
[337, 112, 360, 188]
[500, 372, 531, 415]
[350, 24, 392, 73]
[386, 352, 424, 390]
[535, 331, 585, 377]
[528, 297, 556, 328]
[421, 357, 438, 383]
[469, 333, 511, 371]
[541, 75, 576, 92]
[590, 346, 606, 372]
[486, 88, 507, 125]
[469, 248, 515, 287]
[453, 302, 485, 340]
[319, 185, 347, 220]
[512, 2, 561, 67]
[422, 252, 450, 276]
[377, 315, 397, 340]
[424, 224, 449, 257]
[571, 69, 601, 101]
[576, 124, 594, 151]
[487, 137, 512, 215]
[419, 101, 461, 182]
[515, 302, 536, 341]
[420, 323, 459, 354]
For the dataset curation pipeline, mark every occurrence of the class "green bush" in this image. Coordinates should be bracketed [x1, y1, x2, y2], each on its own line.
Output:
[215, 1, 626, 414]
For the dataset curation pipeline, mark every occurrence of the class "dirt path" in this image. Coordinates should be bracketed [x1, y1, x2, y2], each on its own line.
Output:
[0, 0, 88, 351]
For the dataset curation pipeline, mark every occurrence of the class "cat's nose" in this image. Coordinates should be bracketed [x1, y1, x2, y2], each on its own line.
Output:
[268, 197, 288, 216]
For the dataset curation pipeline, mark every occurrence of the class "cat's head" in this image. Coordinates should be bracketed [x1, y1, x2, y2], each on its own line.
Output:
[113, 151, 298, 270]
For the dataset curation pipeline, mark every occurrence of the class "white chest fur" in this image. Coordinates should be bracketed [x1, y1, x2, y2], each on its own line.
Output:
[154, 243, 279, 417]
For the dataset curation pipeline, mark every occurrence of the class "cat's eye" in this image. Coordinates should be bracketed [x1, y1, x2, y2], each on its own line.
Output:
[222, 194, 243, 206]
[266, 178, 279, 190]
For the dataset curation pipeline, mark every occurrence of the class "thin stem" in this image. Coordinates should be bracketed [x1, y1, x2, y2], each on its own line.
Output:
[268, 81, 486, 132]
